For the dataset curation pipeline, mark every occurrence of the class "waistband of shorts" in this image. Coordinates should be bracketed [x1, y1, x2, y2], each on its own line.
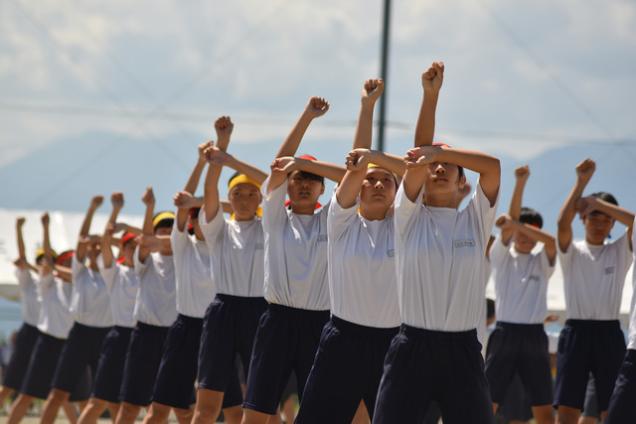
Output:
[216, 293, 267, 304]
[565, 319, 621, 329]
[113, 325, 134, 333]
[331, 315, 399, 337]
[497, 321, 545, 332]
[176, 313, 204, 324]
[400, 324, 477, 340]
[40, 331, 67, 343]
[137, 321, 170, 332]
[267, 302, 330, 318]
[23, 322, 39, 331]
[72, 321, 112, 333]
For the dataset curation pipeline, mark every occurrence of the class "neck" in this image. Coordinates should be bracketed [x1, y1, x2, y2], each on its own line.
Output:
[291, 205, 315, 215]
[423, 192, 457, 208]
[359, 204, 389, 221]
[585, 236, 605, 246]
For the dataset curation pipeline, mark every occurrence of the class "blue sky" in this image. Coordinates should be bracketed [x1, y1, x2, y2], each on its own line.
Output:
[1, 0, 635, 227]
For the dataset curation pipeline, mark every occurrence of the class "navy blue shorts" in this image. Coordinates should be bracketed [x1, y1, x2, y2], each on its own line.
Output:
[244, 303, 329, 415]
[554, 319, 626, 412]
[21, 332, 66, 399]
[52, 322, 110, 393]
[295, 316, 397, 423]
[92, 326, 133, 403]
[485, 322, 553, 406]
[497, 374, 533, 422]
[120, 321, 169, 406]
[606, 349, 636, 424]
[197, 294, 267, 402]
[373, 325, 495, 424]
[3, 323, 40, 391]
[69, 366, 92, 402]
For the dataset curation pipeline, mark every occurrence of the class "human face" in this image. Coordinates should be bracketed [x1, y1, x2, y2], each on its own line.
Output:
[514, 228, 537, 254]
[360, 168, 397, 212]
[287, 171, 324, 212]
[424, 162, 465, 197]
[583, 211, 614, 245]
[154, 226, 172, 237]
[229, 183, 262, 221]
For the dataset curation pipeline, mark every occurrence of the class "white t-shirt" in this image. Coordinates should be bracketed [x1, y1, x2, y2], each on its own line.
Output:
[490, 236, 555, 324]
[628, 219, 636, 350]
[133, 248, 177, 327]
[394, 180, 498, 331]
[559, 233, 633, 320]
[171, 225, 215, 318]
[199, 206, 264, 297]
[15, 268, 40, 326]
[261, 178, 330, 311]
[36, 274, 73, 339]
[98, 256, 139, 328]
[327, 192, 400, 328]
[70, 257, 114, 327]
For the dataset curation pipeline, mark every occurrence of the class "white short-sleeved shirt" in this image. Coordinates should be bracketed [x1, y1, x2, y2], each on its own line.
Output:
[327, 192, 400, 328]
[15, 268, 40, 326]
[133, 248, 177, 327]
[628, 219, 636, 350]
[199, 205, 264, 298]
[98, 256, 139, 328]
[171, 224, 215, 318]
[71, 257, 113, 327]
[37, 274, 74, 339]
[559, 233, 633, 320]
[261, 178, 330, 311]
[394, 180, 498, 331]
[490, 236, 555, 324]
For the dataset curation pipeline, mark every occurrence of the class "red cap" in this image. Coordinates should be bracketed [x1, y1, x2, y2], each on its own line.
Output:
[55, 250, 74, 266]
[121, 232, 137, 246]
[298, 154, 317, 161]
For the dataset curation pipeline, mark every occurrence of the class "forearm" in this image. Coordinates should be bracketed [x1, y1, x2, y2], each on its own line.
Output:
[16, 224, 26, 260]
[369, 151, 405, 176]
[226, 156, 268, 184]
[513, 221, 556, 246]
[295, 158, 346, 183]
[336, 169, 366, 208]
[402, 168, 428, 202]
[54, 266, 72, 282]
[277, 111, 313, 158]
[558, 180, 587, 229]
[120, 224, 142, 235]
[203, 166, 222, 222]
[352, 104, 374, 150]
[592, 199, 635, 228]
[184, 160, 207, 194]
[437, 147, 500, 203]
[414, 92, 439, 147]
[509, 179, 527, 221]
[101, 231, 114, 269]
[42, 225, 53, 267]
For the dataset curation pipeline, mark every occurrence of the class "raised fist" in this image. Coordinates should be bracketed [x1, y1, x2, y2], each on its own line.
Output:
[270, 157, 296, 175]
[576, 196, 598, 219]
[173, 191, 197, 209]
[305, 97, 330, 118]
[41, 212, 50, 226]
[142, 187, 155, 206]
[214, 116, 234, 139]
[514, 165, 530, 181]
[204, 145, 231, 165]
[576, 158, 595, 182]
[404, 146, 441, 168]
[345, 149, 372, 171]
[421, 61, 444, 93]
[111, 192, 124, 209]
[16, 217, 26, 227]
[361, 79, 384, 105]
[198, 141, 213, 161]
[91, 195, 104, 209]
[495, 214, 513, 229]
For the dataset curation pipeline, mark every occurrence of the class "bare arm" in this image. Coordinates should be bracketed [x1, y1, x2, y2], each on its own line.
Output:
[503, 166, 529, 245]
[177, 142, 211, 232]
[295, 158, 345, 183]
[77, 196, 103, 262]
[41, 213, 53, 277]
[213, 151, 268, 184]
[113, 223, 142, 235]
[580, 196, 634, 249]
[140, 235, 172, 253]
[16, 217, 27, 264]
[415, 61, 444, 147]
[557, 159, 595, 252]
[139, 187, 155, 263]
[102, 193, 124, 269]
[54, 265, 72, 282]
[337, 79, 384, 208]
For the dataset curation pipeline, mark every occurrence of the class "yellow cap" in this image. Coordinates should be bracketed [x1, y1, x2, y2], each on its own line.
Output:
[228, 174, 261, 192]
[367, 163, 381, 169]
[152, 211, 175, 228]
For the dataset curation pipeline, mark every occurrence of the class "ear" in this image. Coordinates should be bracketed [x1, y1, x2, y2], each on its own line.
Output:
[320, 183, 325, 195]
[457, 173, 467, 188]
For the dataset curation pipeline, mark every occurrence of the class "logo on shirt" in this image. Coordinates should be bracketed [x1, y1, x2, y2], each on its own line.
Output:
[453, 239, 475, 248]
[604, 266, 615, 275]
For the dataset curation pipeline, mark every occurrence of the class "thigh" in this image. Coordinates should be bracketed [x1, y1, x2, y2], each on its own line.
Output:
[555, 326, 590, 410]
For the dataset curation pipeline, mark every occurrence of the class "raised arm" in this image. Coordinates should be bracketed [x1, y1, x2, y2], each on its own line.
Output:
[102, 192, 124, 269]
[207, 148, 268, 185]
[337, 79, 384, 208]
[294, 157, 345, 183]
[402, 63, 445, 201]
[406, 145, 501, 206]
[138, 187, 155, 263]
[176, 141, 211, 232]
[579, 196, 634, 249]
[16, 217, 27, 268]
[77, 196, 103, 262]
[502, 166, 530, 245]
[41, 213, 54, 276]
[557, 159, 595, 252]
[496, 214, 557, 265]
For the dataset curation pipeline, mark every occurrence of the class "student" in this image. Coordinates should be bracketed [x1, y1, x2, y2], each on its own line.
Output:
[115, 188, 177, 424]
[7, 214, 75, 424]
[485, 165, 555, 424]
[0, 218, 42, 407]
[191, 117, 268, 424]
[242, 97, 347, 424]
[554, 158, 634, 424]
[295, 78, 403, 423]
[143, 141, 242, 423]
[606, 218, 636, 423]
[373, 61, 501, 423]
[40, 196, 115, 423]
[77, 193, 140, 424]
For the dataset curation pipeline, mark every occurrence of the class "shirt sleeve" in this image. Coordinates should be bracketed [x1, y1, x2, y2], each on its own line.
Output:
[97, 254, 117, 292]
[394, 182, 425, 241]
[328, 190, 359, 242]
[261, 176, 289, 232]
[612, 230, 634, 277]
[15, 268, 34, 290]
[170, 222, 190, 258]
[199, 204, 225, 253]
[467, 179, 499, 249]
[488, 235, 509, 269]
[538, 246, 556, 280]
[71, 255, 86, 281]
[133, 245, 150, 278]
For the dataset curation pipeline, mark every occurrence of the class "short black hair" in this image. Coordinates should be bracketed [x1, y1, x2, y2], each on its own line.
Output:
[590, 191, 618, 206]
[152, 211, 174, 231]
[292, 170, 325, 185]
[519, 207, 543, 228]
[458, 166, 465, 179]
[486, 298, 495, 320]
